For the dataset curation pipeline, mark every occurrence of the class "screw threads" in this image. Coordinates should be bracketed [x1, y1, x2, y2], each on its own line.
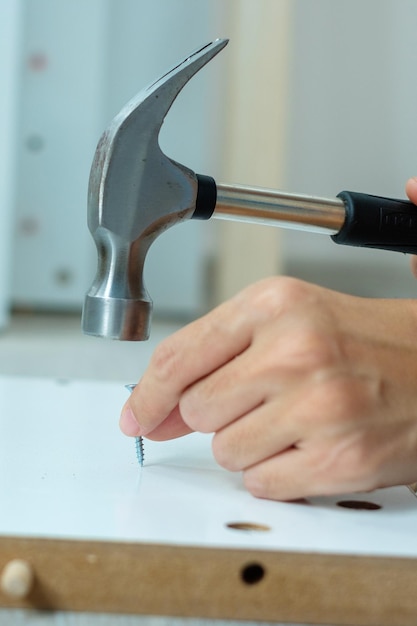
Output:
[135, 435, 144, 467]
[125, 384, 144, 468]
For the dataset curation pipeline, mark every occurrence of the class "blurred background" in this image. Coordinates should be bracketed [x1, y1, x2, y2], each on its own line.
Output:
[1, 0, 417, 381]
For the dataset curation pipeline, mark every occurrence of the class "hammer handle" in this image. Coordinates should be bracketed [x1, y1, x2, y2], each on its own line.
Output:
[213, 183, 417, 255]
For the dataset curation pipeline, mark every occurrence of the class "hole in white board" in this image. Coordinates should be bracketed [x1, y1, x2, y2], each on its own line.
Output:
[337, 500, 381, 511]
[226, 522, 271, 532]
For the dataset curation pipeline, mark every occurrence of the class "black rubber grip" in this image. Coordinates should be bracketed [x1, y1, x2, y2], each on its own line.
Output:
[193, 174, 217, 220]
[332, 191, 417, 254]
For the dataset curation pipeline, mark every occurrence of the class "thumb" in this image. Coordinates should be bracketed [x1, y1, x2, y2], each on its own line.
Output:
[405, 177, 417, 204]
[405, 177, 417, 277]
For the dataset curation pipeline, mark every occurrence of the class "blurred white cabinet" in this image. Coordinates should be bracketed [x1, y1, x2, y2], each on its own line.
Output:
[12, 0, 415, 320]
[11, 0, 228, 318]
[0, 1, 22, 328]
[12, 0, 108, 311]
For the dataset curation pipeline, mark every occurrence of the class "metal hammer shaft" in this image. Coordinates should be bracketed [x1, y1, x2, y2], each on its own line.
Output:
[214, 183, 345, 235]
[209, 181, 417, 254]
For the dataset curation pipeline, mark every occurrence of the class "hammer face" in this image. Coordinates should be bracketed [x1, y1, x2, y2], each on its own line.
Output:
[82, 39, 228, 341]
[82, 293, 152, 341]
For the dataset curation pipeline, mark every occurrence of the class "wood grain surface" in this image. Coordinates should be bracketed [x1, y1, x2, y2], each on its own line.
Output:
[1, 536, 417, 625]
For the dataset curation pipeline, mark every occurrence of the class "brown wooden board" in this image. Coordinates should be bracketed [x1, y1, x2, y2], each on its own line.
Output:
[1, 536, 417, 625]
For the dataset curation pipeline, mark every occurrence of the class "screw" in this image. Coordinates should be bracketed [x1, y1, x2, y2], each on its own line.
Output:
[124, 384, 144, 467]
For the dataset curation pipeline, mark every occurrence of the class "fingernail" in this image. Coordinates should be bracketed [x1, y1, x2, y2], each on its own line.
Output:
[119, 405, 141, 437]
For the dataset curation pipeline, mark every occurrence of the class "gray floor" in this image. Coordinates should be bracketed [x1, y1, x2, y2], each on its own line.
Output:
[0, 312, 181, 383]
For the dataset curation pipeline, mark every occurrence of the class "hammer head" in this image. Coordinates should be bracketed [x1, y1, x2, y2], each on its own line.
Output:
[82, 39, 227, 341]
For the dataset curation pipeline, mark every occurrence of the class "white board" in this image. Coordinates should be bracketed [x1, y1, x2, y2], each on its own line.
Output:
[0, 375, 416, 559]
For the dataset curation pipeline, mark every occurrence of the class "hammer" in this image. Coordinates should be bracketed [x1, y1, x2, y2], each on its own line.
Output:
[82, 38, 417, 341]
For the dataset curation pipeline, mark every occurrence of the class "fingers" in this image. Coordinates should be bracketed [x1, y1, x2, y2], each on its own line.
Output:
[123, 277, 336, 440]
[178, 341, 278, 433]
[405, 177, 417, 277]
[119, 404, 193, 440]
[121, 283, 265, 437]
[211, 397, 301, 471]
[241, 436, 376, 501]
[118, 270, 417, 501]
[211, 368, 390, 500]
[181, 320, 329, 437]
[118, 267, 417, 501]
[241, 448, 339, 501]
[406, 176, 417, 204]
[120, 277, 343, 443]
[243, 448, 311, 501]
